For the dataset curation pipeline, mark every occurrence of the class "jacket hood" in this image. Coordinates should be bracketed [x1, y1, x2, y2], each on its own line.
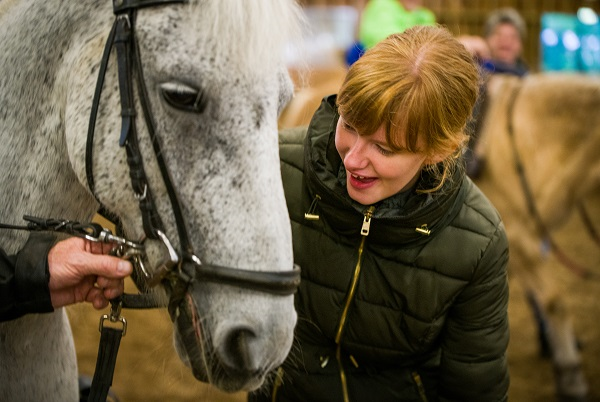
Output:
[304, 95, 468, 246]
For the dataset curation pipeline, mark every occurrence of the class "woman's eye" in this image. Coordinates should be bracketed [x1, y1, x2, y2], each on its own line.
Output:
[342, 121, 355, 132]
[376, 145, 395, 156]
[160, 82, 206, 113]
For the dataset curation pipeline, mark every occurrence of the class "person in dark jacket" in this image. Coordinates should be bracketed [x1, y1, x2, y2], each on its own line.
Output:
[482, 7, 529, 77]
[250, 25, 509, 402]
[461, 8, 528, 178]
[0, 233, 132, 322]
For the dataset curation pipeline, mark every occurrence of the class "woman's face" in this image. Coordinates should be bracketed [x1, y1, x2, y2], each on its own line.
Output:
[335, 117, 433, 206]
[487, 22, 522, 66]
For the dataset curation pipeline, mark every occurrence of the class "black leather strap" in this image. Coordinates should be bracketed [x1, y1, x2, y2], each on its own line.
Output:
[114, 16, 135, 148]
[132, 22, 194, 254]
[86, 22, 118, 198]
[193, 263, 302, 296]
[87, 327, 124, 402]
[114, 12, 165, 239]
[118, 293, 166, 309]
[113, 0, 187, 14]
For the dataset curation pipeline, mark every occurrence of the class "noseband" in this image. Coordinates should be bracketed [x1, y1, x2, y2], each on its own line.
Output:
[85, 0, 300, 305]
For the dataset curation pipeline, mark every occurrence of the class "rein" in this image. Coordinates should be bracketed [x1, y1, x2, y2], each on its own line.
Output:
[504, 82, 598, 280]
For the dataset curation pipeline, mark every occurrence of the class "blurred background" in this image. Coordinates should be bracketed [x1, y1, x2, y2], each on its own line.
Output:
[293, 0, 599, 72]
[278, 0, 600, 128]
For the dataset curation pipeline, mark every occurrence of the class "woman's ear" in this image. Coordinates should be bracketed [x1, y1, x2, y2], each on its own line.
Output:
[424, 142, 461, 165]
[424, 151, 449, 165]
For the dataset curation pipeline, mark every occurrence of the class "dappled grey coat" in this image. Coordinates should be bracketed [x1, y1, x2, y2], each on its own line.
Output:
[262, 96, 509, 402]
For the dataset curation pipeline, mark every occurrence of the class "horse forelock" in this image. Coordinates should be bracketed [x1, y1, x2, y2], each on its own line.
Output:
[190, 0, 304, 71]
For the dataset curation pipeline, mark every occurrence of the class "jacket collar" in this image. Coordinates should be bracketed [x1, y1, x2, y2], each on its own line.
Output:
[304, 95, 467, 246]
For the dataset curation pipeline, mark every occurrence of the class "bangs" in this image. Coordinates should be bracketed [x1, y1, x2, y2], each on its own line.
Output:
[336, 60, 423, 153]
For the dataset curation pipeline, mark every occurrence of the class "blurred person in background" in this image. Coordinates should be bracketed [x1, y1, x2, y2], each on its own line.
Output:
[346, 0, 435, 65]
[459, 7, 529, 177]
[482, 7, 529, 76]
[459, 7, 528, 76]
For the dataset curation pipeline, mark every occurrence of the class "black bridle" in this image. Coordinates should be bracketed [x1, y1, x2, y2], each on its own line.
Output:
[86, 0, 300, 300]
[81, 1, 300, 399]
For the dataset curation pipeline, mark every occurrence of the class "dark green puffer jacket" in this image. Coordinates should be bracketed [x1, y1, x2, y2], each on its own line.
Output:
[269, 96, 509, 402]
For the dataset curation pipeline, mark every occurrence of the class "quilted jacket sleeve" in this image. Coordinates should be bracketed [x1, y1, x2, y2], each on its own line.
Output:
[0, 233, 55, 322]
[438, 219, 510, 402]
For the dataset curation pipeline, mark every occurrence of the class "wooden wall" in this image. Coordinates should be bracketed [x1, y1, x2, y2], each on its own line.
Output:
[298, 0, 600, 71]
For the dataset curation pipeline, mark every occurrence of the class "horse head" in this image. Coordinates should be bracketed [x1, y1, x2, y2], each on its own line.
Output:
[60, 0, 302, 392]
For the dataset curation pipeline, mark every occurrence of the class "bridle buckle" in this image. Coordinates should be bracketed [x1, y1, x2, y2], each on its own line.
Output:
[137, 229, 180, 288]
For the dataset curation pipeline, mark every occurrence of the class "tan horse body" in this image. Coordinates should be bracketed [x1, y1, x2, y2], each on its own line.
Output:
[475, 73, 600, 402]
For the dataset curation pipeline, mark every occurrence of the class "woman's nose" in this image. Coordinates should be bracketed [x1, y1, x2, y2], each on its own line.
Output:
[344, 138, 369, 170]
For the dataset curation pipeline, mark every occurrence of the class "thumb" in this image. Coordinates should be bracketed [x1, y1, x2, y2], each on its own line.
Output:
[80, 254, 133, 279]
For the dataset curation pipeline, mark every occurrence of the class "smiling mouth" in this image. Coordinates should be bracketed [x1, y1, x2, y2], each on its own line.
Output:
[351, 173, 375, 182]
[348, 173, 377, 190]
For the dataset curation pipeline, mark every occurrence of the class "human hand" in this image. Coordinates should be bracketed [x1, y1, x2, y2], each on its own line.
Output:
[47, 237, 133, 310]
[457, 35, 491, 61]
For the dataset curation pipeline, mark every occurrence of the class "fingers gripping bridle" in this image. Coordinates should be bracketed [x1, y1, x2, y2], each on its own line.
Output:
[81, 1, 300, 397]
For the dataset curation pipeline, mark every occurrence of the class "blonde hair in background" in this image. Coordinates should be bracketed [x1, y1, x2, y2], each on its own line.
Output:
[337, 25, 480, 193]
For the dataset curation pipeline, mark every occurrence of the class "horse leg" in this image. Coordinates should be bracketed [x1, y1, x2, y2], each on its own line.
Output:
[510, 229, 588, 402]
[545, 294, 588, 402]
[524, 289, 552, 358]
[525, 260, 588, 402]
[509, 225, 555, 359]
[0, 310, 79, 401]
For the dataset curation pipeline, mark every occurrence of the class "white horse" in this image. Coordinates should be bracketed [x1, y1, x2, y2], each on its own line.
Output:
[0, 0, 303, 400]
[475, 73, 600, 402]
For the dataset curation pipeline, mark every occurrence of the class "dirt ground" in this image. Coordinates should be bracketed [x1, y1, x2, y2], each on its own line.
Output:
[69, 211, 600, 402]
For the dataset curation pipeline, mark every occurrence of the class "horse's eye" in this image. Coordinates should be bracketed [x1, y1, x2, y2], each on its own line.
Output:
[160, 82, 206, 113]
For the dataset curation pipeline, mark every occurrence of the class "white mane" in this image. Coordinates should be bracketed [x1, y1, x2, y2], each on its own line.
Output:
[194, 0, 305, 71]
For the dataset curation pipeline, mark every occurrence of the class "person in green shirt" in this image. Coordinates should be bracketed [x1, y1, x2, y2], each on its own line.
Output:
[359, 0, 436, 49]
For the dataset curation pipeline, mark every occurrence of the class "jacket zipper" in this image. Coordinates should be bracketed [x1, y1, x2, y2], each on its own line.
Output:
[334, 206, 375, 402]
[412, 371, 429, 402]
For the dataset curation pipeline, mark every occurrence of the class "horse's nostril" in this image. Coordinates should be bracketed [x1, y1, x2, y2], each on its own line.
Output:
[220, 327, 259, 373]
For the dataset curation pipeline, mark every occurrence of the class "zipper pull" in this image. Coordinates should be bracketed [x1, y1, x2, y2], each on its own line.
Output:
[361, 206, 375, 236]
[415, 224, 431, 236]
[304, 194, 321, 221]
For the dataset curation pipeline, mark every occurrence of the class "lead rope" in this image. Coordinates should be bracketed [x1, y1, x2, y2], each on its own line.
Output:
[87, 301, 127, 402]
